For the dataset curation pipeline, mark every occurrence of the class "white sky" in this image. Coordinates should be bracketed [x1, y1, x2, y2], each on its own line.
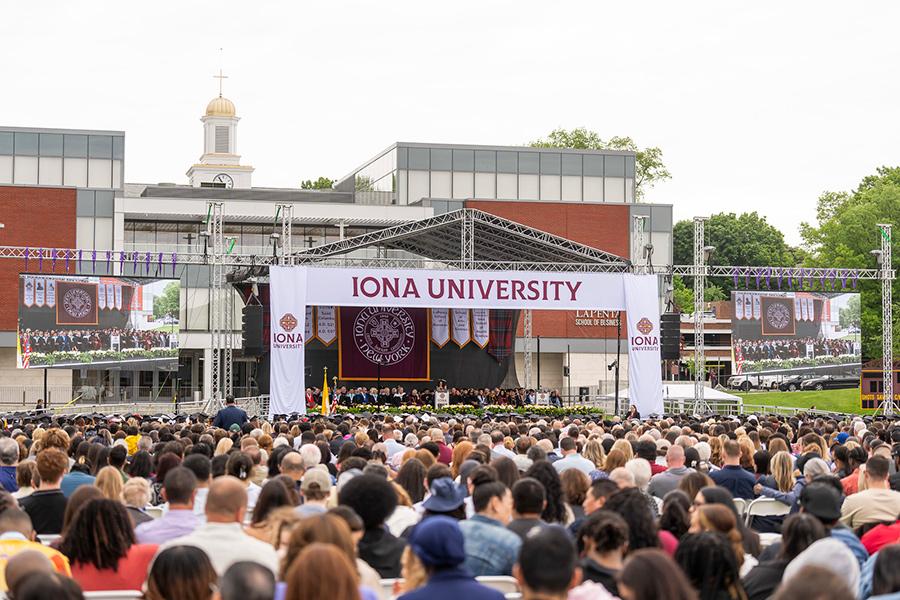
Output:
[3, 1, 899, 245]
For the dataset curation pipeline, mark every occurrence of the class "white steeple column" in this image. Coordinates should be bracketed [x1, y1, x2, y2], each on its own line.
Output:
[187, 82, 254, 189]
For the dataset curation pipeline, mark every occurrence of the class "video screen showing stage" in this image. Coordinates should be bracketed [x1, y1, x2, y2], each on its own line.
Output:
[17, 275, 179, 369]
[731, 291, 861, 382]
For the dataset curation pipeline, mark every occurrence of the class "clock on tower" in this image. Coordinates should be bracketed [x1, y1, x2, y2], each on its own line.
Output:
[213, 173, 234, 189]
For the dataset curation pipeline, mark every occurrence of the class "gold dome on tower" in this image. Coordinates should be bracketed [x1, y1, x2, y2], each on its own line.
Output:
[205, 95, 236, 117]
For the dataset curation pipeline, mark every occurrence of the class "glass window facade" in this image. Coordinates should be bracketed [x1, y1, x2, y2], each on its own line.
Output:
[123, 221, 383, 254]
[0, 128, 123, 189]
[345, 144, 637, 206]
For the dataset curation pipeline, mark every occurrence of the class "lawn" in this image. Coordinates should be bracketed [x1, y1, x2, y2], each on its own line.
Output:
[734, 388, 873, 415]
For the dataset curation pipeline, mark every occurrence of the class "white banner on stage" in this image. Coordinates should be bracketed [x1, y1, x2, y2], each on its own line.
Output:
[45, 280, 56, 308]
[743, 293, 753, 320]
[316, 306, 337, 345]
[269, 267, 308, 417]
[35, 280, 45, 307]
[106, 283, 114, 310]
[23, 277, 34, 307]
[269, 266, 663, 418]
[752, 294, 761, 320]
[98, 283, 107, 310]
[472, 308, 489, 347]
[304, 267, 626, 310]
[801, 296, 809, 321]
[451, 309, 471, 347]
[114, 285, 122, 310]
[623, 274, 664, 417]
[305, 306, 314, 344]
[431, 308, 450, 347]
[735, 293, 744, 320]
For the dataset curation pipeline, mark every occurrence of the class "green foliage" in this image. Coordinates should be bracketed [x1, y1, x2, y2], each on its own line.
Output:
[529, 127, 671, 200]
[839, 295, 861, 330]
[340, 403, 604, 418]
[737, 388, 871, 415]
[672, 275, 725, 312]
[354, 175, 375, 192]
[152, 282, 180, 320]
[800, 166, 900, 359]
[300, 177, 335, 190]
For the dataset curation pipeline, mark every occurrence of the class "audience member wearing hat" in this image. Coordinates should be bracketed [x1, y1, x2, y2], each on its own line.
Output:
[296, 467, 331, 518]
[398, 517, 504, 600]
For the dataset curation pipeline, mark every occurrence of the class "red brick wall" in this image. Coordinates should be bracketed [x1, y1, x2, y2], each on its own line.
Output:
[465, 201, 630, 339]
[0, 186, 77, 330]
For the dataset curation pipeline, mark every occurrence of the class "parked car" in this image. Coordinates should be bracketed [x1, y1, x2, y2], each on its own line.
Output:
[800, 375, 859, 391]
[728, 374, 781, 391]
[779, 375, 810, 392]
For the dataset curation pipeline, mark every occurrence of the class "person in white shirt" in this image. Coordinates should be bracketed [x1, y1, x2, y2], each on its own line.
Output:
[553, 437, 596, 476]
[159, 476, 279, 576]
[490, 431, 516, 460]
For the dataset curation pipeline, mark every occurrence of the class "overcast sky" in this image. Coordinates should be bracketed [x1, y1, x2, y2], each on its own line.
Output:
[3, 1, 899, 245]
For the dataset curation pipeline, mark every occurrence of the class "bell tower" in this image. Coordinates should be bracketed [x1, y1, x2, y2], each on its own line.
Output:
[186, 70, 254, 189]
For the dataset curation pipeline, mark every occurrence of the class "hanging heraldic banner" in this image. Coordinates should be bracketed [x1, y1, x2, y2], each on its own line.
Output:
[431, 308, 450, 347]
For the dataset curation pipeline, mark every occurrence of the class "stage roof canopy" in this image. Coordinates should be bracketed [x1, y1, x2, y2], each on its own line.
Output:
[292, 209, 630, 272]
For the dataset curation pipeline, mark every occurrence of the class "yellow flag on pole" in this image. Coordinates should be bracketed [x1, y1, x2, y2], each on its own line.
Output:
[321, 367, 329, 415]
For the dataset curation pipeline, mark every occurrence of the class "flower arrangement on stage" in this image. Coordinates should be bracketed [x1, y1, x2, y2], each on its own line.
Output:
[742, 353, 860, 373]
[338, 403, 605, 418]
[27, 347, 178, 367]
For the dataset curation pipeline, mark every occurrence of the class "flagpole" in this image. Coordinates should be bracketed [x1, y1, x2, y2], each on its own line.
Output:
[321, 367, 329, 416]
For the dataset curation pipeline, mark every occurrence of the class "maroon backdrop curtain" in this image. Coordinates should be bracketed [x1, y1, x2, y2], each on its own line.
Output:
[338, 307, 429, 381]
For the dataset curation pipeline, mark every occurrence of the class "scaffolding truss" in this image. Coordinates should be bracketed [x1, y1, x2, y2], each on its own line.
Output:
[4, 206, 896, 413]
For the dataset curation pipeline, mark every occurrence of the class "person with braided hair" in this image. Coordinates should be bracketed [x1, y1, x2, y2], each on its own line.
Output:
[58, 498, 157, 591]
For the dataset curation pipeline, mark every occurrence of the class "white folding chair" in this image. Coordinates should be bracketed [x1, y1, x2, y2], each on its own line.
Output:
[37, 534, 60, 546]
[758, 532, 782, 549]
[477, 576, 520, 594]
[380, 578, 402, 598]
[144, 506, 165, 519]
[744, 497, 790, 526]
[83, 591, 143, 600]
[732, 497, 747, 516]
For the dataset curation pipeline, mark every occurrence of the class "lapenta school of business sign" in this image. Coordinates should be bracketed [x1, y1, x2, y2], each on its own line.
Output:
[269, 267, 664, 417]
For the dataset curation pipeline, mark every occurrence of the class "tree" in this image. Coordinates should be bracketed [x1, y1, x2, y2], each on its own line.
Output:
[300, 177, 334, 190]
[672, 275, 726, 313]
[839, 294, 861, 330]
[800, 166, 900, 359]
[529, 127, 671, 200]
[152, 282, 180, 320]
[354, 175, 375, 192]
[673, 212, 807, 294]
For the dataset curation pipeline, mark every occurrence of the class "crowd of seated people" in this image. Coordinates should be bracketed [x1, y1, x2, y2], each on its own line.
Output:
[0, 405, 897, 599]
[19, 327, 174, 354]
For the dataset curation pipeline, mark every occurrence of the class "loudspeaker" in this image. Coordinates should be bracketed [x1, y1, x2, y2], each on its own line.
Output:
[242, 305, 265, 356]
[660, 312, 681, 360]
[177, 358, 191, 380]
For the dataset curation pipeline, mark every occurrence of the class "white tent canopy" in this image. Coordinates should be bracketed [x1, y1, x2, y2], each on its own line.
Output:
[612, 382, 742, 402]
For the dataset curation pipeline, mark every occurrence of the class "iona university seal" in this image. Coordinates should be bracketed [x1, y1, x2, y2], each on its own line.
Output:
[353, 307, 415, 366]
[63, 288, 92, 319]
[636, 317, 654, 335]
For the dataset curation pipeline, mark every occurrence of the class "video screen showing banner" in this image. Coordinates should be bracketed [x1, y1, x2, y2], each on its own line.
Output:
[731, 291, 861, 378]
[17, 275, 179, 368]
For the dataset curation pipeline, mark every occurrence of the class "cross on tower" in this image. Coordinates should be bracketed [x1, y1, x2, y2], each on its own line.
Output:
[213, 69, 228, 97]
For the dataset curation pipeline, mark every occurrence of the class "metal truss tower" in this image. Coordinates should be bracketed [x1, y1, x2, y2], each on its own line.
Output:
[278, 204, 295, 265]
[693, 217, 709, 413]
[208, 202, 227, 408]
[877, 224, 896, 415]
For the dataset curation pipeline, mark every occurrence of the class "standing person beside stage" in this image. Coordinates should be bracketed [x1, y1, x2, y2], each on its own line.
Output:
[213, 395, 248, 431]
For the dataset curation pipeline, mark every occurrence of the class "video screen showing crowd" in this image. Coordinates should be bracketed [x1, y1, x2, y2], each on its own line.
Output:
[731, 291, 861, 382]
[17, 275, 179, 368]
